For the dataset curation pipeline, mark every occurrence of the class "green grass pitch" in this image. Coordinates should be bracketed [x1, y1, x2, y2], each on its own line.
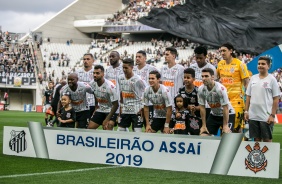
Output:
[0, 111, 281, 184]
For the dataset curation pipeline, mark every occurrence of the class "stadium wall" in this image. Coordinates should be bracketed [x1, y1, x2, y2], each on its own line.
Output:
[33, 0, 124, 44]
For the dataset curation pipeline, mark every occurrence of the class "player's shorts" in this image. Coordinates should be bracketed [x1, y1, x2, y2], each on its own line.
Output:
[151, 118, 166, 132]
[76, 110, 90, 128]
[89, 106, 95, 119]
[90, 111, 118, 125]
[249, 120, 273, 140]
[119, 114, 143, 128]
[206, 114, 235, 135]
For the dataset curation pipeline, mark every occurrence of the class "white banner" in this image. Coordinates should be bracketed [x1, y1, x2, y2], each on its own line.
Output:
[3, 123, 280, 178]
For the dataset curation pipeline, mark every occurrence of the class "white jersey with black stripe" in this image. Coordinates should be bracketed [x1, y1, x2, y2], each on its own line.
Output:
[143, 84, 173, 118]
[75, 68, 95, 107]
[90, 79, 118, 113]
[160, 64, 184, 100]
[60, 82, 93, 112]
[105, 64, 123, 95]
[118, 74, 146, 114]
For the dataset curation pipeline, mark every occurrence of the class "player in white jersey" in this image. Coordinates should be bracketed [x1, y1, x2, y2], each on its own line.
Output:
[190, 46, 217, 119]
[198, 68, 235, 135]
[160, 47, 184, 105]
[75, 53, 95, 118]
[88, 65, 119, 130]
[105, 51, 123, 94]
[143, 70, 172, 133]
[59, 73, 93, 128]
[133, 50, 158, 127]
[118, 58, 146, 132]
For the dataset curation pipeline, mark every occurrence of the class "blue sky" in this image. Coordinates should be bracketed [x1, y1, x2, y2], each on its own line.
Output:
[0, 0, 75, 33]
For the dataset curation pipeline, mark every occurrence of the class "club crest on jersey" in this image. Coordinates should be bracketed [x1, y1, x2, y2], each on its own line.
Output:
[230, 67, 235, 73]
[9, 130, 27, 153]
[262, 82, 269, 88]
[190, 97, 196, 103]
[245, 142, 268, 174]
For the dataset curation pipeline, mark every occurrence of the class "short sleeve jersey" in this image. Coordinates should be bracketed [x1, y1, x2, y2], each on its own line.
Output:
[198, 82, 235, 116]
[59, 108, 76, 128]
[60, 82, 93, 112]
[75, 68, 95, 107]
[216, 58, 249, 108]
[118, 74, 146, 114]
[160, 64, 184, 100]
[133, 64, 158, 84]
[44, 89, 53, 105]
[143, 84, 173, 118]
[246, 74, 280, 121]
[178, 86, 200, 117]
[189, 62, 217, 87]
[105, 64, 123, 95]
[90, 79, 118, 113]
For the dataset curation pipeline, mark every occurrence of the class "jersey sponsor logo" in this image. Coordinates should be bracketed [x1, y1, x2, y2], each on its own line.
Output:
[208, 102, 221, 108]
[220, 77, 234, 84]
[174, 121, 186, 130]
[9, 130, 27, 153]
[154, 104, 166, 110]
[110, 80, 116, 86]
[97, 98, 109, 104]
[193, 80, 203, 87]
[245, 142, 268, 174]
[163, 80, 174, 87]
[122, 92, 135, 98]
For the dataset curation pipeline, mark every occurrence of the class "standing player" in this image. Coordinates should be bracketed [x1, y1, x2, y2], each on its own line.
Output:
[160, 47, 184, 105]
[88, 65, 119, 130]
[118, 58, 146, 132]
[217, 43, 249, 132]
[75, 53, 95, 118]
[244, 56, 280, 142]
[42, 81, 54, 126]
[59, 73, 93, 128]
[190, 46, 217, 119]
[198, 68, 235, 135]
[133, 50, 158, 127]
[143, 70, 172, 133]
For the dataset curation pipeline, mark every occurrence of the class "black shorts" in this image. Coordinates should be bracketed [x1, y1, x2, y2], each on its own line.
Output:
[119, 114, 143, 128]
[90, 111, 118, 125]
[151, 118, 166, 132]
[76, 110, 90, 128]
[249, 120, 273, 140]
[206, 114, 235, 135]
[89, 106, 95, 118]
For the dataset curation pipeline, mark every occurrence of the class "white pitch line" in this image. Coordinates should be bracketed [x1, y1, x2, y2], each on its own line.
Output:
[0, 165, 120, 179]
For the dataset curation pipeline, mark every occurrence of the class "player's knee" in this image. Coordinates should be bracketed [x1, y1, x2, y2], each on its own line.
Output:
[87, 121, 98, 129]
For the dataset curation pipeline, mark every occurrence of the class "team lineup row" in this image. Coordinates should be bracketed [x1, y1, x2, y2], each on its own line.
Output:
[42, 44, 279, 142]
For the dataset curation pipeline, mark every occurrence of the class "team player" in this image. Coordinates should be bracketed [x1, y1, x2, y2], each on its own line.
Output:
[88, 65, 119, 130]
[59, 73, 93, 128]
[143, 70, 172, 133]
[118, 58, 146, 132]
[217, 43, 249, 132]
[58, 93, 76, 128]
[42, 81, 54, 126]
[75, 53, 95, 117]
[244, 56, 280, 142]
[160, 47, 184, 105]
[198, 68, 235, 135]
[133, 50, 158, 126]
[190, 46, 217, 118]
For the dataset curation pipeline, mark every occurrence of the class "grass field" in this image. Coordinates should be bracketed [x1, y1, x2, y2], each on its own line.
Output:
[0, 111, 281, 184]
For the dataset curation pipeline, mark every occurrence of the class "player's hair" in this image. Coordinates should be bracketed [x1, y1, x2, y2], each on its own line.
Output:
[48, 81, 54, 85]
[122, 58, 134, 66]
[184, 68, 195, 78]
[165, 47, 178, 57]
[202, 68, 214, 76]
[62, 91, 71, 99]
[110, 51, 120, 57]
[258, 56, 272, 66]
[83, 53, 94, 58]
[194, 46, 207, 56]
[149, 70, 161, 79]
[174, 94, 188, 111]
[221, 42, 236, 58]
[137, 50, 146, 57]
[94, 65, 104, 72]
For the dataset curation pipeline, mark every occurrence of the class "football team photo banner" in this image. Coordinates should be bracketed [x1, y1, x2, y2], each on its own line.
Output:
[3, 122, 280, 179]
